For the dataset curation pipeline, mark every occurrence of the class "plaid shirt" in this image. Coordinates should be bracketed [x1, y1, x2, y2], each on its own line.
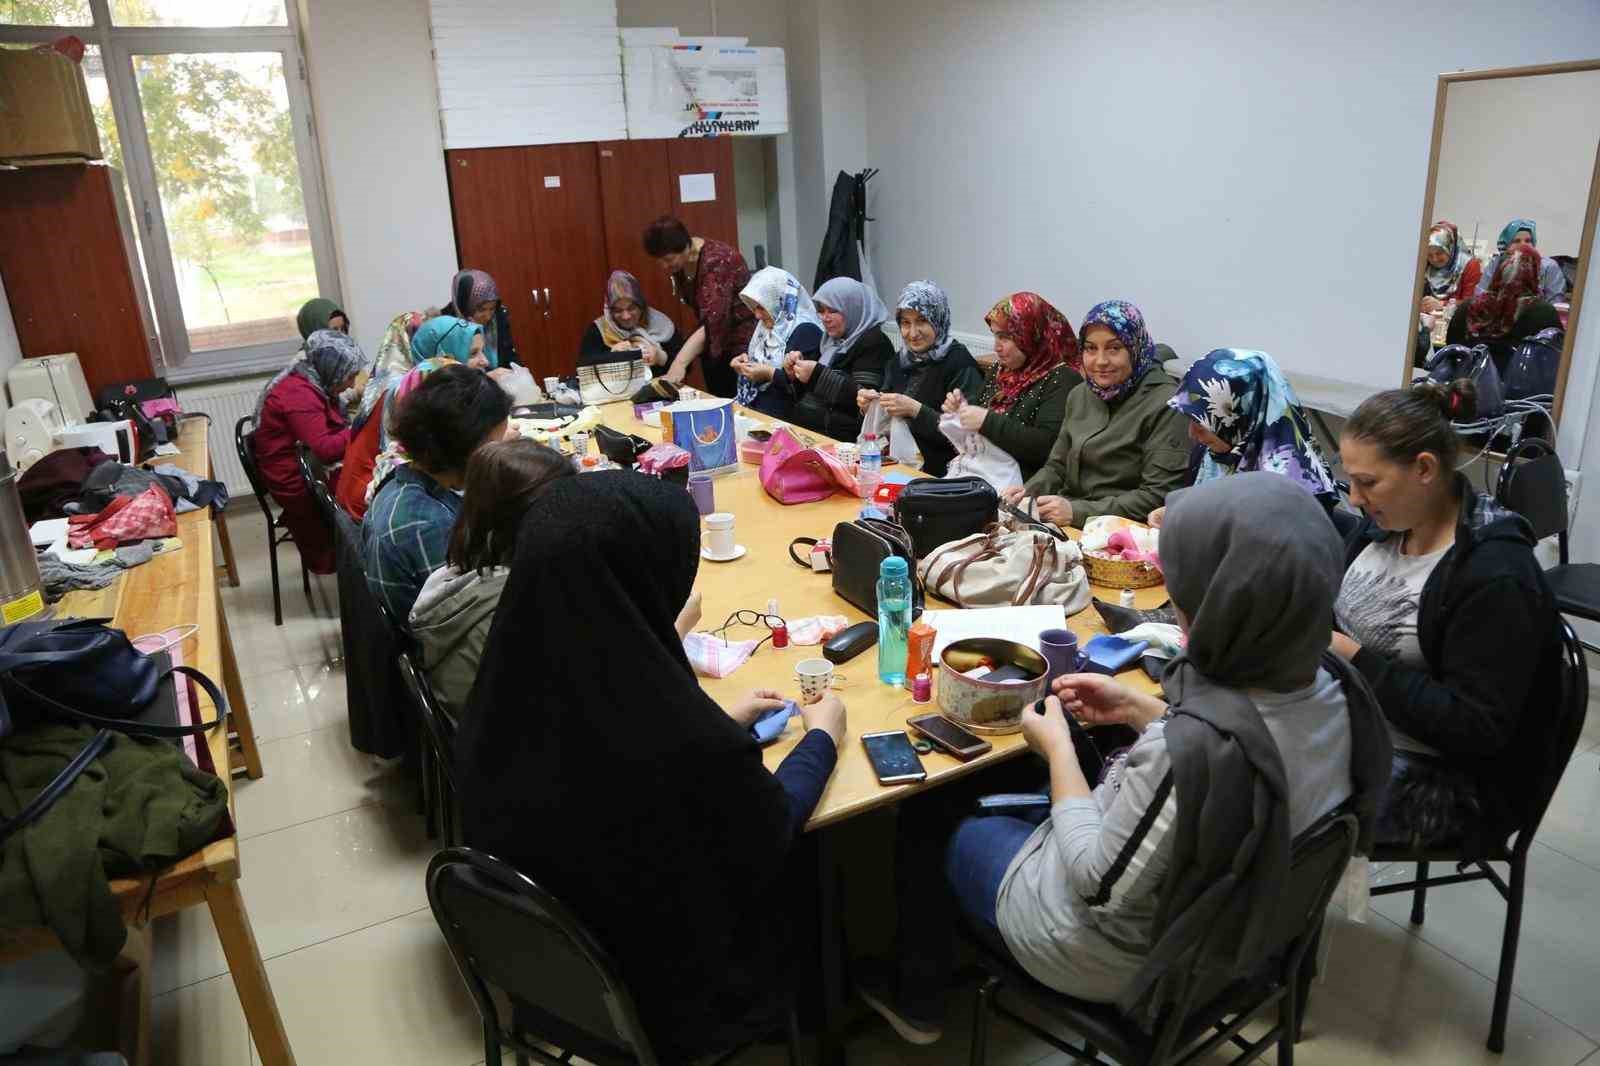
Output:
[363, 465, 461, 622]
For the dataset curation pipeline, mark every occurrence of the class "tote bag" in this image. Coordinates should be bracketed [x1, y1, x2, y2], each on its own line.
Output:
[918, 526, 1089, 612]
[577, 351, 651, 406]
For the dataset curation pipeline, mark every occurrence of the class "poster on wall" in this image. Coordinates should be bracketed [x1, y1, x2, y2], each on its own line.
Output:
[624, 43, 789, 139]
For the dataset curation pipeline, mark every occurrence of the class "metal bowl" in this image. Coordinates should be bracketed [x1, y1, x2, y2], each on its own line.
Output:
[937, 638, 1049, 735]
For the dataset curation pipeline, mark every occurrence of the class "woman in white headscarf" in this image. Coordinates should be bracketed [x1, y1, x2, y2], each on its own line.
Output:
[729, 266, 824, 419]
[785, 276, 895, 440]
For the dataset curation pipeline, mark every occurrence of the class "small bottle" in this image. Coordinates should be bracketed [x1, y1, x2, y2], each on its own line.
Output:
[770, 621, 789, 649]
[1119, 587, 1136, 608]
[876, 556, 912, 687]
[858, 432, 883, 502]
[912, 672, 932, 704]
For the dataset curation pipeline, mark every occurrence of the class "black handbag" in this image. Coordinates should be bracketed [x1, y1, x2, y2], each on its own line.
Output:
[893, 476, 1000, 558]
[594, 424, 652, 467]
[828, 518, 924, 620]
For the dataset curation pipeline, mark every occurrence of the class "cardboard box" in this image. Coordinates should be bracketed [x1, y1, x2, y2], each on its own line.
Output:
[0, 47, 102, 165]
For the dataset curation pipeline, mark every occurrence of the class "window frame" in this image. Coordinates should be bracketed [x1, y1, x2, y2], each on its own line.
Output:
[0, 0, 339, 383]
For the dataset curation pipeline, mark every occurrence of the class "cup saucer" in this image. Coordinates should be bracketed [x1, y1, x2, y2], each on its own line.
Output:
[701, 544, 747, 563]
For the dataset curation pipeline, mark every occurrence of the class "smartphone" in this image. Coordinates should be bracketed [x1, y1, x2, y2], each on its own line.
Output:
[907, 713, 993, 761]
[861, 730, 927, 785]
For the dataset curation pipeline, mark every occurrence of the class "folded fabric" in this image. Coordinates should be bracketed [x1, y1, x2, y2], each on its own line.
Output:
[682, 631, 760, 678]
[1080, 515, 1159, 556]
[750, 701, 798, 744]
[150, 463, 229, 514]
[638, 443, 692, 477]
[1105, 528, 1162, 566]
[67, 487, 176, 550]
[37, 555, 118, 603]
[785, 615, 849, 646]
[76, 463, 163, 515]
[17, 447, 114, 523]
[1119, 622, 1185, 658]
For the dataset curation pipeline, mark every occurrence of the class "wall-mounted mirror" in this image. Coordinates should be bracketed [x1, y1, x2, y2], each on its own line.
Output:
[1406, 60, 1600, 436]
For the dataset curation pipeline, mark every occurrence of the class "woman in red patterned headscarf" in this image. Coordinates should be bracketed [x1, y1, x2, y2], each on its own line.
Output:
[941, 291, 1083, 481]
[1465, 246, 1544, 341]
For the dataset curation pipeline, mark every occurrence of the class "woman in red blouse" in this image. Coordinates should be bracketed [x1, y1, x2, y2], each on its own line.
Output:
[643, 215, 756, 398]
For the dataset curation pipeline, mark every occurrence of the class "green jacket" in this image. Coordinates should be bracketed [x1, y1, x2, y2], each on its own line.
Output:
[410, 564, 509, 722]
[1024, 367, 1190, 528]
[978, 364, 1083, 483]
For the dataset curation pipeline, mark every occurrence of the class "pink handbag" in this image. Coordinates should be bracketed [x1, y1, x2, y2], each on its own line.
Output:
[758, 428, 858, 505]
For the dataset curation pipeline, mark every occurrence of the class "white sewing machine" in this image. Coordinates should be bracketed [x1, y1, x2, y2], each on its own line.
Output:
[4, 354, 136, 470]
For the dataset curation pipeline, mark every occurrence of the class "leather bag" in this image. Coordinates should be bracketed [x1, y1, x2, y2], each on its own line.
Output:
[759, 427, 857, 505]
[919, 525, 1090, 612]
[829, 517, 924, 619]
[893, 476, 1000, 558]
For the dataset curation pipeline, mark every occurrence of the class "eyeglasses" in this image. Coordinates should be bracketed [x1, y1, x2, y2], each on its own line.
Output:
[710, 609, 786, 648]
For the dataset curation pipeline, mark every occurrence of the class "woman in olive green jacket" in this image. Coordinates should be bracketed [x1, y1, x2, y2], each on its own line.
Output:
[1003, 300, 1189, 528]
[942, 291, 1084, 482]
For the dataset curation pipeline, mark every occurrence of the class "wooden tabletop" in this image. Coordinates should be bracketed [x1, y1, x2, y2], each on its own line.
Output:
[599, 404, 1169, 831]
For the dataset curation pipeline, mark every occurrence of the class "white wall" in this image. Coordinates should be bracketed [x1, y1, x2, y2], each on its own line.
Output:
[1434, 69, 1600, 257]
[860, 0, 1600, 394]
[296, 0, 459, 359]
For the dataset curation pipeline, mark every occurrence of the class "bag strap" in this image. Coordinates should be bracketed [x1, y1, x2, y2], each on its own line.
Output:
[0, 729, 113, 847]
[4, 665, 228, 739]
[1014, 537, 1053, 606]
[939, 530, 1004, 608]
[788, 537, 819, 568]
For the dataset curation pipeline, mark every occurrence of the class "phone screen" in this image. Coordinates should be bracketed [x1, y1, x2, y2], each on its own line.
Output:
[862, 731, 926, 783]
[908, 714, 992, 759]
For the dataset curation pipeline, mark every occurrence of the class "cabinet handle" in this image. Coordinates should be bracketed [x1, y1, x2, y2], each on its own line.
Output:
[530, 288, 540, 307]
[543, 287, 551, 318]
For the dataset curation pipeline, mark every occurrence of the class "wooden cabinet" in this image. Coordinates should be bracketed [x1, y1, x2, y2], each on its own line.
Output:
[0, 164, 156, 394]
[447, 137, 740, 380]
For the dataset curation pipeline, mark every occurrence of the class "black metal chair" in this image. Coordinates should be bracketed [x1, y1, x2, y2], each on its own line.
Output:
[967, 811, 1360, 1066]
[1496, 437, 1600, 631]
[234, 415, 309, 626]
[426, 847, 804, 1066]
[398, 649, 457, 845]
[295, 441, 339, 537]
[1368, 619, 1586, 1053]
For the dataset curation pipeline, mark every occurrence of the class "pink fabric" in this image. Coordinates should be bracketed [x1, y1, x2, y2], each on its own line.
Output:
[1105, 529, 1161, 566]
[67, 486, 176, 549]
[758, 428, 857, 505]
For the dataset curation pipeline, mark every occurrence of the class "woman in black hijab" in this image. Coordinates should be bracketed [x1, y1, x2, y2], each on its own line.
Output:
[456, 471, 845, 1060]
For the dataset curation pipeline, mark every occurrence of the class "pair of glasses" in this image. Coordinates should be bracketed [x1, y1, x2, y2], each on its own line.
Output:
[709, 609, 786, 649]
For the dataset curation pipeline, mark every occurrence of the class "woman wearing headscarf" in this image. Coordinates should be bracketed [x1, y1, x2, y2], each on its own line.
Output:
[1149, 349, 1337, 527]
[1419, 221, 1482, 313]
[942, 291, 1083, 482]
[1473, 219, 1568, 302]
[578, 269, 682, 372]
[785, 276, 895, 440]
[252, 329, 368, 573]
[728, 266, 824, 419]
[644, 216, 757, 398]
[442, 268, 515, 368]
[860, 473, 1390, 1043]
[856, 280, 985, 476]
[1451, 246, 1564, 375]
[294, 297, 347, 347]
[1002, 300, 1188, 528]
[456, 472, 848, 1060]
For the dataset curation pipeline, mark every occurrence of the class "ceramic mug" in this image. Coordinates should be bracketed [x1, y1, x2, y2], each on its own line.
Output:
[795, 657, 835, 702]
[1038, 628, 1082, 686]
[688, 473, 715, 516]
[703, 512, 736, 558]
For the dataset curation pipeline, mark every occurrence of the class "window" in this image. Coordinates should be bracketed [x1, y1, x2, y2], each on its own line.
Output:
[1, 0, 336, 381]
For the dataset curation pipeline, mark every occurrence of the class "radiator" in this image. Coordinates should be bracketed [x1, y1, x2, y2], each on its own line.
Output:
[176, 375, 273, 499]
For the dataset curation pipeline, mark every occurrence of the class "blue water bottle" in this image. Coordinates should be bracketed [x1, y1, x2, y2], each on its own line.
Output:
[877, 556, 912, 686]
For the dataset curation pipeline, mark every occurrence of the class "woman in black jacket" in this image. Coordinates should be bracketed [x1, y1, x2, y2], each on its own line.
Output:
[942, 291, 1083, 482]
[857, 280, 985, 476]
[1332, 385, 1561, 848]
[785, 276, 894, 441]
[577, 269, 683, 373]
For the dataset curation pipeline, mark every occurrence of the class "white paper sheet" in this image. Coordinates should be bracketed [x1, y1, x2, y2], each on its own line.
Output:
[678, 172, 716, 203]
[28, 518, 68, 547]
[923, 605, 1067, 659]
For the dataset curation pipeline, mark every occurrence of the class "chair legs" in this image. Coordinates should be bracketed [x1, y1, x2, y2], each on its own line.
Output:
[300, 556, 311, 600]
[1278, 963, 1299, 1066]
[970, 976, 998, 1066]
[483, 1019, 501, 1066]
[1489, 855, 1527, 1053]
[1409, 861, 1429, 925]
[267, 519, 283, 627]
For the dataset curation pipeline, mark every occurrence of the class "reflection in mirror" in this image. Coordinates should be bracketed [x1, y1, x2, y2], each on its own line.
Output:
[1409, 62, 1600, 446]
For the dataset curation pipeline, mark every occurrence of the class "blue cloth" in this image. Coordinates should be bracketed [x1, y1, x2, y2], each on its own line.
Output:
[944, 813, 1042, 931]
[751, 701, 799, 745]
[771, 729, 838, 835]
[363, 464, 461, 622]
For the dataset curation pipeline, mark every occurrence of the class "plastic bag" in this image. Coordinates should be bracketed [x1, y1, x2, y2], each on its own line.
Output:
[938, 411, 1022, 492]
[494, 363, 541, 406]
[859, 398, 922, 468]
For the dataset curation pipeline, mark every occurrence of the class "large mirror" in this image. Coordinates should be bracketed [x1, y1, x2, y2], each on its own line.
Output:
[1407, 60, 1600, 435]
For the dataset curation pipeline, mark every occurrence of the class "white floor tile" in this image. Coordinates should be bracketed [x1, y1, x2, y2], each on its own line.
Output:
[231, 725, 409, 839]
[239, 661, 351, 743]
[1540, 747, 1600, 870]
[151, 971, 253, 1066]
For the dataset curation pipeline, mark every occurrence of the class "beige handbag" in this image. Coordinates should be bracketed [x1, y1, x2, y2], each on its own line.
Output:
[918, 525, 1090, 612]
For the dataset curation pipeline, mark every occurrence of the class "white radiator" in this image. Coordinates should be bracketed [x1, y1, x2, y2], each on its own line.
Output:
[176, 376, 273, 499]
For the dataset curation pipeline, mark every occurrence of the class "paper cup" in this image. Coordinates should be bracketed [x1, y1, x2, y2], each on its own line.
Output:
[795, 658, 834, 702]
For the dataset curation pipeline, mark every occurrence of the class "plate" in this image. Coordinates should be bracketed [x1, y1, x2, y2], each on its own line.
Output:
[701, 544, 747, 563]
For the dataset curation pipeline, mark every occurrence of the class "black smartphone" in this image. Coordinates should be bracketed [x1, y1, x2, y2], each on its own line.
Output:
[907, 713, 993, 761]
[861, 730, 927, 785]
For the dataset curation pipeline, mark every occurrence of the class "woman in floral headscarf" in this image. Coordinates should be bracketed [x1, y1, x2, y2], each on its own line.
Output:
[728, 266, 824, 419]
[942, 291, 1083, 481]
[443, 268, 516, 367]
[856, 280, 985, 476]
[1419, 221, 1482, 313]
[1149, 350, 1337, 527]
[1001, 300, 1188, 528]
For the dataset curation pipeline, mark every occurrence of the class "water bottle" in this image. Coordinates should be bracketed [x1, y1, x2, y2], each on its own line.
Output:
[858, 432, 882, 502]
[877, 556, 912, 687]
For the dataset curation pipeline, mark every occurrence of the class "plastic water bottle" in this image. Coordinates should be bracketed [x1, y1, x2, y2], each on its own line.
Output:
[877, 556, 912, 687]
[858, 432, 882, 502]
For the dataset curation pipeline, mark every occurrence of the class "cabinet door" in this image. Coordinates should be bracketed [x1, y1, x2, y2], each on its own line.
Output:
[667, 138, 740, 251]
[596, 139, 693, 337]
[524, 143, 610, 379]
[445, 148, 545, 367]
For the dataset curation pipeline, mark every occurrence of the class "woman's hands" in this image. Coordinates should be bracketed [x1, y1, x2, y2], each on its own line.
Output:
[726, 688, 786, 729]
[674, 591, 702, 640]
[941, 389, 988, 430]
[730, 354, 776, 383]
[1148, 506, 1166, 529]
[856, 388, 879, 413]
[1052, 674, 1167, 732]
[1000, 485, 1027, 506]
[799, 694, 847, 748]
[879, 392, 921, 419]
[1021, 694, 1075, 761]
[1420, 295, 1444, 314]
[1329, 632, 1362, 660]
[790, 357, 818, 384]
[1035, 495, 1073, 527]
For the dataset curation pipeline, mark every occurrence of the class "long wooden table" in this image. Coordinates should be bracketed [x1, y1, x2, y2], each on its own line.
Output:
[0, 418, 293, 1066]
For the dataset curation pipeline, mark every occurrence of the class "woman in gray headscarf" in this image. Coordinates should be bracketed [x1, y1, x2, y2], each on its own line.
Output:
[785, 276, 895, 440]
[861, 473, 1390, 1045]
[252, 329, 369, 573]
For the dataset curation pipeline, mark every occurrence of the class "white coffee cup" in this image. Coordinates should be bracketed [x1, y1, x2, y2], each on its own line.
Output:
[543, 376, 559, 398]
[702, 512, 737, 558]
[796, 658, 835, 702]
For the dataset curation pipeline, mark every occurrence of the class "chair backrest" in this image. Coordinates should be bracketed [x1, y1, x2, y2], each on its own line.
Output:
[295, 442, 338, 533]
[233, 415, 275, 519]
[1515, 619, 1588, 852]
[397, 649, 457, 789]
[1496, 436, 1568, 554]
[426, 847, 658, 1066]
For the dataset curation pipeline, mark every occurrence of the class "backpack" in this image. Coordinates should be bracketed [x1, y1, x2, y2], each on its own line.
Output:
[1503, 327, 1563, 403]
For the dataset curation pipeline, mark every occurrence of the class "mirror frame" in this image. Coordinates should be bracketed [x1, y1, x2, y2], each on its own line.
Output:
[1405, 58, 1600, 426]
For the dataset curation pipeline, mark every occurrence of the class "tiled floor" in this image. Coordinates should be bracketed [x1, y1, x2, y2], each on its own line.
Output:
[151, 507, 1600, 1065]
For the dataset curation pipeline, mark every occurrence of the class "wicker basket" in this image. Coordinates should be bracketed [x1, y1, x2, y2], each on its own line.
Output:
[1082, 551, 1164, 589]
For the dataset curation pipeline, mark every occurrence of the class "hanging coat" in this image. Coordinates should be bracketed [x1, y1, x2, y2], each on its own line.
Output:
[813, 171, 864, 290]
